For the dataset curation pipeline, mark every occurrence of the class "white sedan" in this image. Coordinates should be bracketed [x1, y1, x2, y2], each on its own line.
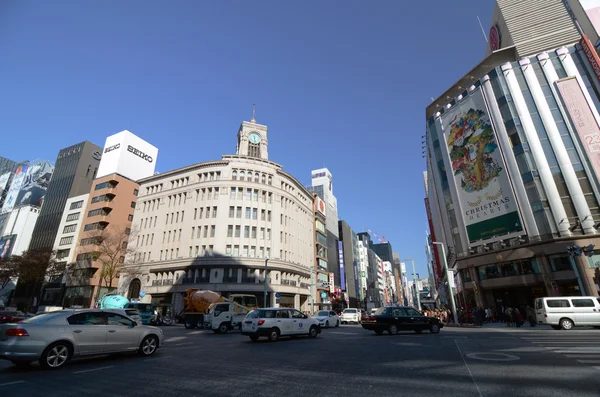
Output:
[312, 310, 340, 328]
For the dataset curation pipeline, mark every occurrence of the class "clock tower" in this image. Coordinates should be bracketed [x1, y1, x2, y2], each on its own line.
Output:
[236, 106, 269, 160]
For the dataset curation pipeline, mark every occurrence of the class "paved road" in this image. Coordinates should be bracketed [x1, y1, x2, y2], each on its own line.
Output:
[1, 324, 600, 397]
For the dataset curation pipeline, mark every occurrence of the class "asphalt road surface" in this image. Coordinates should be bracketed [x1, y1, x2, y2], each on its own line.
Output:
[1, 324, 600, 397]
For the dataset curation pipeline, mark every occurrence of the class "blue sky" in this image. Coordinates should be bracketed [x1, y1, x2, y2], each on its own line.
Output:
[0, 0, 494, 277]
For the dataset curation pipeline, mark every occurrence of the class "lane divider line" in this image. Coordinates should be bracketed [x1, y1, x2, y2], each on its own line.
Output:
[73, 366, 114, 374]
[0, 381, 26, 387]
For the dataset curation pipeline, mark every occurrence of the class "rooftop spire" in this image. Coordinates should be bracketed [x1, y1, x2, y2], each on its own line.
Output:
[251, 104, 256, 123]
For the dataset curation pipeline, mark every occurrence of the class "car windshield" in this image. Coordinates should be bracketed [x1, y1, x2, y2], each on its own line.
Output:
[343, 309, 357, 313]
[315, 311, 329, 316]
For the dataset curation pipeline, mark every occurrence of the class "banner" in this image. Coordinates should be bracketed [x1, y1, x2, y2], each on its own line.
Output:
[440, 88, 523, 242]
[1, 163, 28, 213]
[337, 241, 346, 291]
[424, 198, 441, 287]
[0, 172, 11, 200]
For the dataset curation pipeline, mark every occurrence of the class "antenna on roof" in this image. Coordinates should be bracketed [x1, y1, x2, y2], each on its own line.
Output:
[477, 16, 488, 43]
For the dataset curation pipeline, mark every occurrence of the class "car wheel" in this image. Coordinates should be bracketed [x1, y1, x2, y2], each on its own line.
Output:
[11, 361, 31, 368]
[560, 318, 574, 330]
[551, 325, 561, 330]
[184, 320, 196, 329]
[414, 329, 423, 334]
[249, 336, 259, 342]
[197, 319, 204, 329]
[308, 326, 318, 338]
[326, 320, 330, 328]
[39, 342, 71, 370]
[388, 324, 398, 335]
[218, 323, 229, 334]
[430, 324, 440, 334]
[139, 335, 159, 356]
[375, 329, 384, 335]
[268, 328, 280, 342]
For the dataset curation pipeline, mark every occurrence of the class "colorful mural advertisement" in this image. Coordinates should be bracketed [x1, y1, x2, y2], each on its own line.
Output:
[1, 163, 28, 213]
[0, 234, 17, 259]
[15, 160, 54, 208]
[440, 88, 523, 242]
[0, 172, 12, 200]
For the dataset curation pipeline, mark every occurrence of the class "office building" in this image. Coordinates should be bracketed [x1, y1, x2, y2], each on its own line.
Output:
[116, 115, 315, 314]
[307, 168, 339, 238]
[28, 142, 102, 251]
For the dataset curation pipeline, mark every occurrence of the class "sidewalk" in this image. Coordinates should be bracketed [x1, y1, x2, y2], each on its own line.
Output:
[444, 321, 553, 329]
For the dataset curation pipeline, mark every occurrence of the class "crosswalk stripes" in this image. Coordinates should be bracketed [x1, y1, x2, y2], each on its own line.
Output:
[517, 331, 600, 369]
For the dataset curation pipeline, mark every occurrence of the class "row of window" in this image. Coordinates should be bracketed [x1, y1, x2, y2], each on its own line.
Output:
[66, 212, 80, 222]
[88, 208, 111, 217]
[226, 225, 272, 240]
[145, 183, 163, 195]
[138, 233, 155, 247]
[189, 225, 217, 239]
[91, 194, 114, 204]
[230, 187, 273, 203]
[231, 169, 272, 185]
[224, 245, 271, 258]
[70, 200, 84, 210]
[142, 198, 161, 213]
[83, 222, 107, 232]
[94, 180, 118, 191]
[229, 206, 272, 221]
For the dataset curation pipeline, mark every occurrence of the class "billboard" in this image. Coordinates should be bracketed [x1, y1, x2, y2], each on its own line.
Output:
[316, 197, 326, 217]
[0, 234, 17, 259]
[96, 130, 158, 181]
[0, 172, 11, 199]
[556, 76, 600, 180]
[15, 160, 54, 208]
[440, 88, 523, 242]
[1, 163, 28, 213]
[424, 198, 441, 288]
[337, 241, 346, 291]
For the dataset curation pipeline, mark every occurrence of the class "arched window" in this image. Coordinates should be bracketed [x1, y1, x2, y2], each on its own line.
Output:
[232, 170, 238, 181]
[254, 173, 259, 183]
[247, 171, 253, 182]
[268, 176, 272, 185]
[128, 278, 141, 299]
[240, 171, 245, 181]
[261, 174, 266, 184]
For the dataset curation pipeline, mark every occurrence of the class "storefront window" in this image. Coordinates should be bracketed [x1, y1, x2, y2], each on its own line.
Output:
[478, 260, 541, 280]
[549, 255, 572, 272]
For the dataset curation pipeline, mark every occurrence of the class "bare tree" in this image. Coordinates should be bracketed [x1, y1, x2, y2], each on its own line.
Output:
[78, 226, 138, 302]
[0, 256, 20, 290]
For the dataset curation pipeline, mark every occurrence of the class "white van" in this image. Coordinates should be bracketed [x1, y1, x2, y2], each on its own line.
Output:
[535, 296, 600, 330]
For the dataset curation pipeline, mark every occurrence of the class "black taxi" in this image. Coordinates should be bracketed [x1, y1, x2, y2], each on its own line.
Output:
[361, 306, 443, 335]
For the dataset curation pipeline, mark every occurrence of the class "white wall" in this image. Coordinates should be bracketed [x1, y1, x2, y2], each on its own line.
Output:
[97, 130, 158, 182]
[52, 194, 89, 264]
[2, 206, 40, 256]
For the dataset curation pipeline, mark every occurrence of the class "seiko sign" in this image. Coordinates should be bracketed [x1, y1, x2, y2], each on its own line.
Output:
[104, 143, 120, 153]
[127, 145, 153, 163]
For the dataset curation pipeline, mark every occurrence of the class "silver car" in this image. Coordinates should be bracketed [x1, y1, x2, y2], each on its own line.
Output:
[0, 309, 164, 370]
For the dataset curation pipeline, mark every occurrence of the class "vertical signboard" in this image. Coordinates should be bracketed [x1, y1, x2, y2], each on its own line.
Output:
[0, 172, 12, 206]
[580, 35, 600, 83]
[424, 198, 441, 287]
[440, 88, 523, 242]
[337, 241, 346, 291]
[1, 163, 28, 213]
[328, 272, 335, 293]
[556, 76, 600, 178]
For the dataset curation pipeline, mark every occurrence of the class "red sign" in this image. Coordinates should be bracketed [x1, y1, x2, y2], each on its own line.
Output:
[489, 25, 500, 51]
[424, 198, 442, 289]
[580, 34, 600, 84]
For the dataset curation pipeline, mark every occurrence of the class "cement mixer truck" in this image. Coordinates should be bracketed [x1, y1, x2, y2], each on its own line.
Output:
[180, 289, 257, 331]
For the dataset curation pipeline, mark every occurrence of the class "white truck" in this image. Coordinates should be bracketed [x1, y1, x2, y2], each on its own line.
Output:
[203, 297, 256, 334]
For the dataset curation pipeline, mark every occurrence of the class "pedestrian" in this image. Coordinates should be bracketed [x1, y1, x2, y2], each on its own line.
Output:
[505, 307, 513, 327]
[526, 305, 536, 327]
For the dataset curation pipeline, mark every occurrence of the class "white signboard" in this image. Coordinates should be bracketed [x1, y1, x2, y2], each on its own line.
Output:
[329, 272, 335, 293]
[96, 130, 158, 182]
[440, 88, 522, 243]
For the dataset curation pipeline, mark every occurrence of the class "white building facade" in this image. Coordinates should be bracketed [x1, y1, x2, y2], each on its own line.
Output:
[51, 194, 89, 267]
[118, 116, 315, 313]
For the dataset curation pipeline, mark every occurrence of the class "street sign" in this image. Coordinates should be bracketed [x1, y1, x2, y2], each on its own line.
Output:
[275, 292, 281, 298]
[140, 291, 146, 298]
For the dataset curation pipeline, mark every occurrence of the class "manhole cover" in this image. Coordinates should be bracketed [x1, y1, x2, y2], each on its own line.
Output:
[465, 352, 520, 362]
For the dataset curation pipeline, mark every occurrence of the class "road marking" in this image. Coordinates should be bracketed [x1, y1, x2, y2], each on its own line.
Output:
[594, 367, 600, 372]
[466, 352, 520, 362]
[454, 340, 483, 397]
[577, 360, 600, 364]
[444, 336, 467, 339]
[554, 350, 600, 354]
[490, 337, 516, 339]
[143, 355, 170, 361]
[175, 342, 195, 346]
[73, 366, 114, 374]
[188, 331, 204, 335]
[328, 331, 356, 335]
[165, 336, 186, 342]
[0, 381, 25, 387]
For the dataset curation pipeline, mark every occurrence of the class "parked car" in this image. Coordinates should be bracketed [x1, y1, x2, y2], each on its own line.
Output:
[0, 311, 27, 324]
[241, 308, 321, 342]
[0, 309, 164, 369]
[535, 296, 600, 330]
[340, 308, 361, 324]
[361, 306, 443, 335]
[312, 310, 340, 328]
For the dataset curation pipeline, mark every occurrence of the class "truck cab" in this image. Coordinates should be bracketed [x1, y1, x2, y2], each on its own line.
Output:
[204, 294, 257, 333]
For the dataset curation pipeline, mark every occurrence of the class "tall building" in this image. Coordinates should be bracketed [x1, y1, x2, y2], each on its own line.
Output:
[307, 168, 339, 238]
[426, 2, 600, 311]
[116, 115, 315, 314]
[28, 142, 102, 251]
[311, 194, 331, 309]
[338, 220, 362, 308]
[63, 131, 158, 308]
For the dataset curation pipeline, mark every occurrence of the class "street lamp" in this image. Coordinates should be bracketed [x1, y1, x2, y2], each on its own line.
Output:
[404, 258, 421, 310]
[431, 242, 458, 324]
[263, 257, 269, 308]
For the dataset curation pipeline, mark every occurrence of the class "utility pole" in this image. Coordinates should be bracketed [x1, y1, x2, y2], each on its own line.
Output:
[263, 257, 269, 308]
[432, 242, 458, 324]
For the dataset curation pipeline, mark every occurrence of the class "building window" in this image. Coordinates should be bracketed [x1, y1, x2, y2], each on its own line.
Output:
[259, 247, 264, 258]
[131, 201, 136, 209]
[128, 214, 133, 221]
[243, 245, 248, 257]
[213, 206, 217, 218]
[59, 236, 74, 246]
[267, 229, 271, 240]
[63, 224, 77, 234]
[210, 225, 216, 237]
[246, 188, 252, 200]
[204, 226, 208, 238]
[253, 190, 258, 201]
[232, 170, 238, 180]
[268, 176, 272, 185]
[226, 245, 232, 256]
[262, 174, 266, 184]
[250, 246, 256, 257]
[70, 200, 84, 210]
[244, 226, 250, 238]
[260, 227, 265, 239]
[261, 209, 265, 221]
[227, 225, 233, 237]
[236, 206, 242, 218]
[240, 171, 245, 181]
[267, 211, 271, 222]
[252, 208, 257, 220]
[251, 227, 257, 239]
[91, 194, 113, 204]
[233, 245, 239, 256]
[266, 248, 270, 257]
[245, 207, 251, 219]
[268, 193, 272, 204]
[66, 212, 80, 222]
[231, 187, 237, 200]
[206, 207, 211, 218]
[229, 206, 235, 218]
[87, 208, 105, 217]
[133, 189, 139, 196]
[235, 225, 241, 237]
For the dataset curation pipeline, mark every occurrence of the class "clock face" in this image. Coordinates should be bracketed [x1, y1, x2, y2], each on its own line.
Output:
[249, 133, 261, 144]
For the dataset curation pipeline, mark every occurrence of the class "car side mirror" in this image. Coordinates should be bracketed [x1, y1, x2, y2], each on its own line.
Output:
[303, 314, 308, 319]
[131, 321, 138, 327]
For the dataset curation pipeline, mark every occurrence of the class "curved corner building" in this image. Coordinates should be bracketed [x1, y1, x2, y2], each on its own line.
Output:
[118, 116, 315, 314]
